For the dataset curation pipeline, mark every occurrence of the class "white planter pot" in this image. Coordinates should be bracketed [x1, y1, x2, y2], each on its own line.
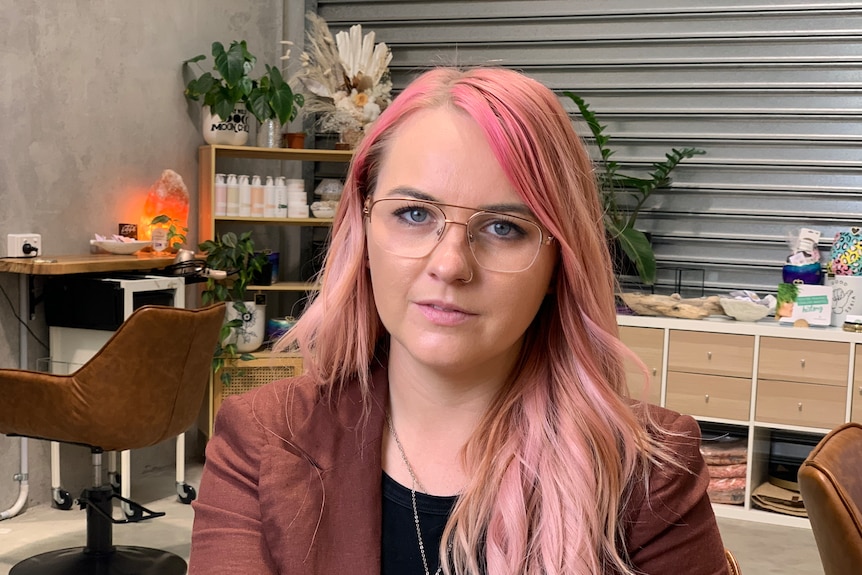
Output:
[224, 301, 266, 352]
[202, 104, 250, 146]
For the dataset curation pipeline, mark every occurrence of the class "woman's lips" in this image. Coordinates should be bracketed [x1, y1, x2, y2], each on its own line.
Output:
[415, 300, 474, 326]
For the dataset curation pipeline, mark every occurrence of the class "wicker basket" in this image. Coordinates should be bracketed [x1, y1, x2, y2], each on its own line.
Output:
[203, 352, 304, 437]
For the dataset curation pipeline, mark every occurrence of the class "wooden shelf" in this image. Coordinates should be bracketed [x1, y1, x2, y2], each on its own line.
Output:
[215, 216, 333, 226]
[248, 282, 321, 292]
[200, 144, 353, 163]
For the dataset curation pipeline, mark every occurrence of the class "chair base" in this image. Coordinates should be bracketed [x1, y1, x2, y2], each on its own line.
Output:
[10, 545, 187, 575]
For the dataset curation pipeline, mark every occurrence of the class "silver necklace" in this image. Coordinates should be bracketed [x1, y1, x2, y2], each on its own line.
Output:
[386, 413, 443, 575]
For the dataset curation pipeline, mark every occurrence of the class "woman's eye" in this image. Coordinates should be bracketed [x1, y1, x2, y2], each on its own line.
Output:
[481, 218, 526, 239]
[392, 204, 434, 225]
[407, 208, 428, 223]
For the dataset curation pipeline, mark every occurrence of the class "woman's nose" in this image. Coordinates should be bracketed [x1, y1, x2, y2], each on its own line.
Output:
[426, 221, 475, 284]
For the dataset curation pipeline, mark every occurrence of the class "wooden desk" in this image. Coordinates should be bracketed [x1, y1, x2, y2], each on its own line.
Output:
[0, 253, 176, 276]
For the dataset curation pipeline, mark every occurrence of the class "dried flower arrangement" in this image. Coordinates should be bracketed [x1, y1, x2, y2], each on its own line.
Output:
[294, 12, 393, 143]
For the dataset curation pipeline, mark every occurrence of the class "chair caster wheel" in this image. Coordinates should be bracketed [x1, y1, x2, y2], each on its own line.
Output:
[177, 482, 196, 504]
[123, 503, 144, 522]
[109, 472, 121, 494]
[52, 488, 73, 510]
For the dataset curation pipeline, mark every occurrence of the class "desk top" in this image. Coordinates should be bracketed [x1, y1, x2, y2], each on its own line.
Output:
[0, 254, 177, 276]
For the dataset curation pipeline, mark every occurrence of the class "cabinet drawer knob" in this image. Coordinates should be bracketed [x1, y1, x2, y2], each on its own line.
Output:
[704, 394, 710, 403]
[798, 402, 803, 412]
[800, 358, 806, 368]
[651, 368, 657, 376]
[707, 351, 712, 360]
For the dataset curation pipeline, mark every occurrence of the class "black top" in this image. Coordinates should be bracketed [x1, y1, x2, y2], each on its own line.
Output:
[381, 471, 457, 575]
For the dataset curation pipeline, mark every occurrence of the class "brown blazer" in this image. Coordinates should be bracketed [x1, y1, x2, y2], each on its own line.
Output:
[189, 366, 727, 574]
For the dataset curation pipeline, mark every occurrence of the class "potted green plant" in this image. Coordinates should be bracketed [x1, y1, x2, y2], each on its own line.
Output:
[248, 65, 304, 125]
[564, 92, 706, 286]
[183, 40, 257, 145]
[149, 214, 188, 252]
[199, 230, 269, 384]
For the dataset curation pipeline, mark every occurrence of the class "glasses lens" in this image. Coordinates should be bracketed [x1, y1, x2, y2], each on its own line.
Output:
[367, 198, 544, 273]
[466, 212, 543, 272]
[368, 198, 444, 258]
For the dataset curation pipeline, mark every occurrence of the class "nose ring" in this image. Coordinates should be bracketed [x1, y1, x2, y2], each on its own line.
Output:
[460, 270, 474, 284]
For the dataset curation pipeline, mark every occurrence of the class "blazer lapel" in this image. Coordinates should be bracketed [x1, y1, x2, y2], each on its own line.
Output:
[258, 367, 389, 574]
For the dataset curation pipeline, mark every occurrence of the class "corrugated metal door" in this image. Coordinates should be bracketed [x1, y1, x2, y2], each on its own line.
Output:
[310, 0, 862, 295]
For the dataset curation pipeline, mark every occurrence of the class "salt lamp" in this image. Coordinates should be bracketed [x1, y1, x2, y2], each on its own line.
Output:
[139, 169, 190, 242]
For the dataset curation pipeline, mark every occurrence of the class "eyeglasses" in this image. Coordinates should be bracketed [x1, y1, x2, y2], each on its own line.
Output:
[364, 197, 554, 273]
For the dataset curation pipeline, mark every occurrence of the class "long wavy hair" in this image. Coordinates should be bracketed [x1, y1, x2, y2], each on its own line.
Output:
[280, 67, 670, 575]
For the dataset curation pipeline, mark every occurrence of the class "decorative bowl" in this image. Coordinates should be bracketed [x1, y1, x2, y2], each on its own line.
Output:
[90, 239, 151, 255]
[719, 298, 771, 322]
[310, 201, 337, 219]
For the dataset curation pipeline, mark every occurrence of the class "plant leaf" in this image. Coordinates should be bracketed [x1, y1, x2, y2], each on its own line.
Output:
[615, 226, 656, 286]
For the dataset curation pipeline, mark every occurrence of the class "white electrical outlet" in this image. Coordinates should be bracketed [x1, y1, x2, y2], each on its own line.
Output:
[6, 233, 42, 258]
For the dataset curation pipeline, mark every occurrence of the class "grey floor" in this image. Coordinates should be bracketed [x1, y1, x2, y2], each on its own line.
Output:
[0, 463, 824, 574]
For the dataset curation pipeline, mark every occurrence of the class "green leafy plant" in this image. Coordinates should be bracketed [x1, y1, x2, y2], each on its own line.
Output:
[564, 92, 706, 286]
[183, 40, 257, 121]
[149, 214, 188, 251]
[199, 231, 268, 384]
[247, 64, 305, 125]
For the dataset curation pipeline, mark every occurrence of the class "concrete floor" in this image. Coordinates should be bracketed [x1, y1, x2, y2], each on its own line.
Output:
[0, 463, 825, 574]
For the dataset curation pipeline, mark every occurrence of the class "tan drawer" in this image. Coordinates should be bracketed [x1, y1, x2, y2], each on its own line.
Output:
[619, 326, 663, 404]
[758, 337, 849, 386]
[668, 331, 754, 378]
[756, 379, 846, 429]
[852, 386, 862, 424]
[666, 372, 751, 421]
[853, 347, 862, 424]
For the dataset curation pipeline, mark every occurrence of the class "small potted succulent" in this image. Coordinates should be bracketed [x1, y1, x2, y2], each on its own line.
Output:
[183, 40, 257, 145]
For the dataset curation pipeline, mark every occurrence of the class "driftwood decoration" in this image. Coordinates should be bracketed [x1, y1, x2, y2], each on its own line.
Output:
[619, 292, 723, 319]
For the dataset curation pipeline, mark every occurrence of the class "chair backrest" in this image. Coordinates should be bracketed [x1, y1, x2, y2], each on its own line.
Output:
[0, 303, 225, 452]
[797, 422, 862, 575]
[725, 548, 741, 575]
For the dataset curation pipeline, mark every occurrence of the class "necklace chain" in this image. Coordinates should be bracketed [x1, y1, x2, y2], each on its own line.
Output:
[386, 413, 442, 575]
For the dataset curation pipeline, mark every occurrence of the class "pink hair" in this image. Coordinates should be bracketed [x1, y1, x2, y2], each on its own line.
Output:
[279, 67, 667, 574]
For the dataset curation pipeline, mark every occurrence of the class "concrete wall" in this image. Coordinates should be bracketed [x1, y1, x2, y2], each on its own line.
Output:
[0, 1, 288, 510]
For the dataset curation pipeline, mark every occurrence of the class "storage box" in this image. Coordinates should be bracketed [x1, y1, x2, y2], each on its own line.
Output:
[203, 352, 304, 437]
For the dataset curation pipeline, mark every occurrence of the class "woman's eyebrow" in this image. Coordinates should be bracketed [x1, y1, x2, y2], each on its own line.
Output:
[383, 186, 535, 217]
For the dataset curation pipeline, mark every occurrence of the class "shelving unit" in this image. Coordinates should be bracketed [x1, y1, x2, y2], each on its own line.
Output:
[618, 314, 861, 529]
[198, 144, 351, 292]
[197, 145, 353, 435]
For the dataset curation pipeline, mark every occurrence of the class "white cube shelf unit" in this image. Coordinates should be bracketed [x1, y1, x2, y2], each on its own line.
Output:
[618, 314, 861, 528]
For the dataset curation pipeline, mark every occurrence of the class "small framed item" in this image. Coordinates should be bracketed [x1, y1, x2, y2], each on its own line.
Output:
[776, 283, 833, 326]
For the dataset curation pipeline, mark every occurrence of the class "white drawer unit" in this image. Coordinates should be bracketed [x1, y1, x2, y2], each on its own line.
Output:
[618, 314, 860, 529]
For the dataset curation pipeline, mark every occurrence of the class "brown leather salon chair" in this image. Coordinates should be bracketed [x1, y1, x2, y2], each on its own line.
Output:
[725, 548, 741, 575]
[798, 422, 862, 575]
[0, 303, 225, 575]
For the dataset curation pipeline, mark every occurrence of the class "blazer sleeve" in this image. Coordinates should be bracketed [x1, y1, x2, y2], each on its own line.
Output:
[624, 410, 728, 574]
[188, 393, 278, 575]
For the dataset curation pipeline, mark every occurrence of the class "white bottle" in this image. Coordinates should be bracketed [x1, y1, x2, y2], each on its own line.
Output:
[238, 174, 252, 217]
[264, 176, 276, 218]
[275, 176, 288, 218]
[250, 175, 265, 217]
[214, 173, 227, 216]
[226, 174, 239, 216]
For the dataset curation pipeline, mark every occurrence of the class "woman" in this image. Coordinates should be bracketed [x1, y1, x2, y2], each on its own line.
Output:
[189, 67, 727, 574]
